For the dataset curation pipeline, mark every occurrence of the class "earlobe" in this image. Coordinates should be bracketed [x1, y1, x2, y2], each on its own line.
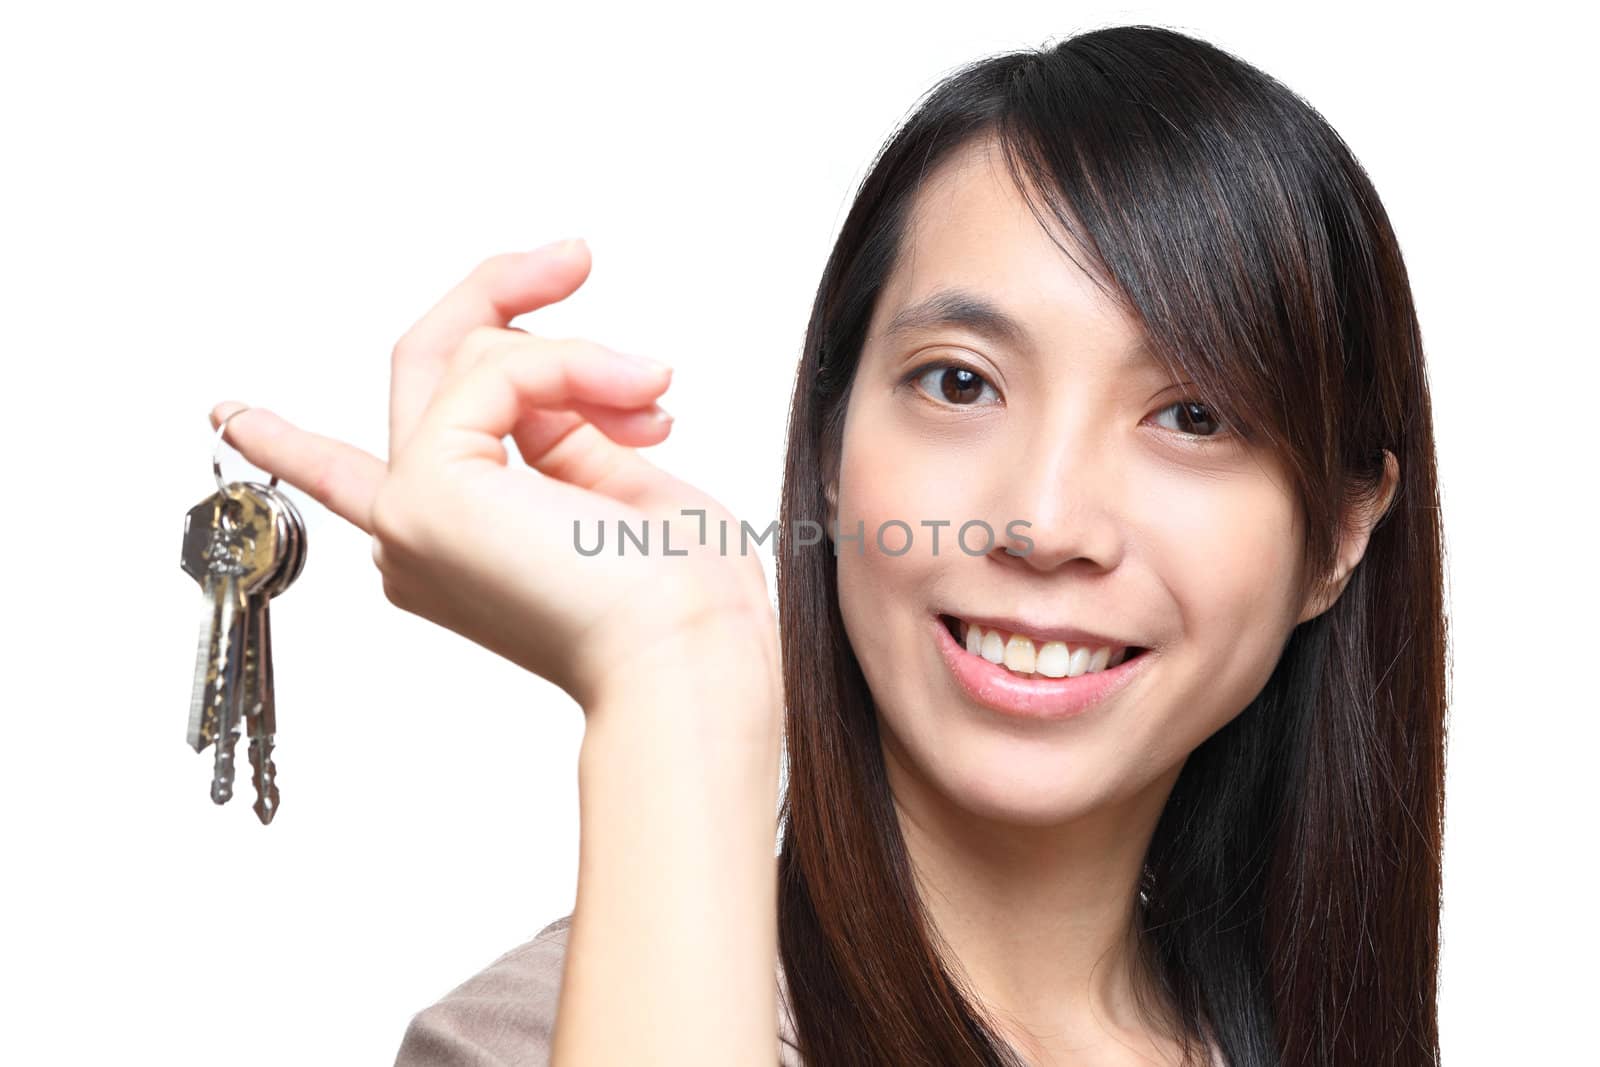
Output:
[1296, 449, 1400, 624]
[1378, 450, 1400, 525]
[1368, 448, 1401, 535]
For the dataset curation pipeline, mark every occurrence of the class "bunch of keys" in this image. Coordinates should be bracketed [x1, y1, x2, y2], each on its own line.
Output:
[181, 407, 306, 824]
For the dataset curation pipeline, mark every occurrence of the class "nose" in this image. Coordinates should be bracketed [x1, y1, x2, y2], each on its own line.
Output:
[987, 423, 1125, 574]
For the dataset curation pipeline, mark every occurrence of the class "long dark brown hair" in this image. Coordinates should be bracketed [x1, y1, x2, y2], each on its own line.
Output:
[773, 24, 1448, 1067]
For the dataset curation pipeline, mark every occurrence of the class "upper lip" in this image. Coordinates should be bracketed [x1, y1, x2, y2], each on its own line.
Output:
[941, 610, 1142, 650]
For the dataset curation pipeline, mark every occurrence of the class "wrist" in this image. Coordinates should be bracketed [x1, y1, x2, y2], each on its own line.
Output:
[579, 601, 782, 743]
[582, 654, 782, 755]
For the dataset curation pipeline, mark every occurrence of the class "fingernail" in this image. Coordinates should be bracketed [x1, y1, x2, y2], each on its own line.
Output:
[617, 350, 670, 374]
[531, 237, 584, 258]
[210, 400, 249, 427]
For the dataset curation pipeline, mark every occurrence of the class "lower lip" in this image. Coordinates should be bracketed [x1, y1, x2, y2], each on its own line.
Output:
[932, 614, 1152, 722]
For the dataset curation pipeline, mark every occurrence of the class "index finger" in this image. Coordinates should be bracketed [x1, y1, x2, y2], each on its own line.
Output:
[209, 401, 386, 535]
[390, 240, 591, 456]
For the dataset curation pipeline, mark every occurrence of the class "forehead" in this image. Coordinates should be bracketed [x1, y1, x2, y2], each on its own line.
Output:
[871, 139, 1142, 354]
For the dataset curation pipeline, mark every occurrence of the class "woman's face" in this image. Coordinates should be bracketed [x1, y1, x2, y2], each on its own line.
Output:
[831, 140, 1319, 828]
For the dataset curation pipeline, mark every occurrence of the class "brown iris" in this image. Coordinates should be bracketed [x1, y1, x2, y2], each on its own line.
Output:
[1169, 401, 1223, 436]
[938, 366, 986, 405]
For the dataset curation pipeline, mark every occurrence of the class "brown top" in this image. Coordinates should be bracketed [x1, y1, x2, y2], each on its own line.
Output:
[394, 914, 1226, 1066]
[392, 913, 805, 1066]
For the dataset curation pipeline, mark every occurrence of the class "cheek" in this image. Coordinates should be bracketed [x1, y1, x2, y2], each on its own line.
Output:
[836, 410, 959, 531]
[1138, 471, 1303, 715]
[832, 406, 959, 590]
[832, 414, 954, 711]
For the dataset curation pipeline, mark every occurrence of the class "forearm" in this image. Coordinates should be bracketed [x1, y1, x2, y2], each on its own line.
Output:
[552, 657, 783, 1066]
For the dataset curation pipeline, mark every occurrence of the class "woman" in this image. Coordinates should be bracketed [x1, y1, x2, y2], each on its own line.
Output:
[216, 24, 1446, 1067]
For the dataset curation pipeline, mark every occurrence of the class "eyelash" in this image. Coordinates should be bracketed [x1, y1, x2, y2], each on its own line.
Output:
[902, 359, 1234, 443]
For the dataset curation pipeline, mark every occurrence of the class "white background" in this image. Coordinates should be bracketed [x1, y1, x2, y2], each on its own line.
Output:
[2, 1, 1592, 1063]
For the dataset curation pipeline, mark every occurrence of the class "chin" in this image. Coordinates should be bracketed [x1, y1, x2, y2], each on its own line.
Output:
[884, 709, 1133, 830]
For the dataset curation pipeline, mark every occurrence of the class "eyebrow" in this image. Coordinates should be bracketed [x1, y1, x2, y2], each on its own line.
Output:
[882, 287, 1030, 349]
[881, 286, 1162, 372]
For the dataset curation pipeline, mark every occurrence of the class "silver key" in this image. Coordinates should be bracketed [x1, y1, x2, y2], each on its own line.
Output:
[216, 484, 282, 806]
[182, 492, 242, 754]
[235, 486, 282, 819]
[212, 568, 249, 804]
[239, 480, 304, 824]
[181, 484, 281, 803]
[262, 485, 306, 815]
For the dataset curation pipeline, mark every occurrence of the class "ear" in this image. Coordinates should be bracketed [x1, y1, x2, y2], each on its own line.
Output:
[1297, 449, 1400, 624]
[824, 477, 838, 542]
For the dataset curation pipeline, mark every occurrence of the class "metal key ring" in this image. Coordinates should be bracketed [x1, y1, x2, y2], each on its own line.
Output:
[213, 405, 281, 495]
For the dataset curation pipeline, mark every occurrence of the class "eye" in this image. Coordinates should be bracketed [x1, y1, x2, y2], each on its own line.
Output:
[906, 360, 1000, 407]
[1148, 399, 1230, 439]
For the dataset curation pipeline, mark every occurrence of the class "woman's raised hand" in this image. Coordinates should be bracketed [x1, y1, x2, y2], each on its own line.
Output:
[210, 241, 779, 724]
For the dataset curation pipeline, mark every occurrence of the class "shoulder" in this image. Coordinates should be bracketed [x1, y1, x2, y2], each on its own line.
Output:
[394, 914, 805, 1066]
[394, 915, 574, 1066]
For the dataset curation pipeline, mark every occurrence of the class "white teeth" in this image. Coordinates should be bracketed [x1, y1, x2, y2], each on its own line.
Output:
[1003, 634, 1036, 673]
[1035, 641, 1070, 678]
[952, 617, 1130, 679]
[1066, 647, 1092, 678]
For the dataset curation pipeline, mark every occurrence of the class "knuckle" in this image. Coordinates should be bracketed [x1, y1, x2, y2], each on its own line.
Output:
[379, 572, 410, 611]
[486, 338, 523, 370]
[461, 323, 503, 354]
[464, 330, 537, 376]
[454, 325, 506, 373]
[390, 335, 413, 371]
[305, 451, 345, 510]
[369, 534, 390, 574]
[478, 251, 525, 277]
[485, 338, 554, 389]
[368, 480, 418, 556]
[553, 336, 606, 365]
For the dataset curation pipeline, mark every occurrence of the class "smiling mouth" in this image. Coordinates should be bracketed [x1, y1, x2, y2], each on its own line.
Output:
[938, 614, 1148, 679]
